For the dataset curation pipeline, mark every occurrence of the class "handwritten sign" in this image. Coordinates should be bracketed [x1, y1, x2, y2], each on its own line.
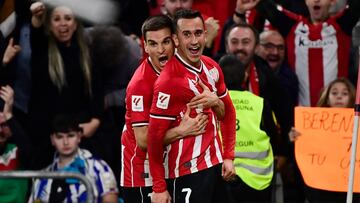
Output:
[295, 107, 360, 192]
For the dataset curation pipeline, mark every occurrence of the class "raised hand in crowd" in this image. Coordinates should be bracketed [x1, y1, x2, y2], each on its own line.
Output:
[0, 85, 14, 119]
[288, 127, 301, 142]
[204, 17, 220, 48]
[236, 0, 261, 14]
[2, 38, 21, 66]
[30, 2, 46, 27]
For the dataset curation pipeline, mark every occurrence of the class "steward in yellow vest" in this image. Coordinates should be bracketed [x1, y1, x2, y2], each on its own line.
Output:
[230, 90, 273, 190]
[219, 54, 281, 203]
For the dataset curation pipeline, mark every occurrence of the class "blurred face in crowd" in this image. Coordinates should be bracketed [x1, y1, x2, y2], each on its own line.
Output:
[226, 26, 257, 68]
[51, 131, 81, 159]
[162, 0, 193, 17]
[0, 113, 11, 146]
[176, 17, 206, 67]
[257, 30, 285, 71]
[50, 6, 77, 46]
[144, 28, 176, 72]
[327, 82, 350, 108]
[305, 0, 335, 24]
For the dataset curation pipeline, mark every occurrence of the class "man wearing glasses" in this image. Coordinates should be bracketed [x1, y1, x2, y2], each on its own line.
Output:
[224, 23, 290, 183]
[256, 30, 299, 110]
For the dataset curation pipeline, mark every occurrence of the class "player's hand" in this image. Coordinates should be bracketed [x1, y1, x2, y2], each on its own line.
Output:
[151, 191, 171, 203]
[222, 159, 236, 181]
[2, 38, 21, 65]
[178, 105, 208, 138]
[188, 80, 220, 110]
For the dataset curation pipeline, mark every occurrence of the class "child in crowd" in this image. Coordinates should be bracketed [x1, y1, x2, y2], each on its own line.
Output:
[289, 77, 358, 202]
[29, 114, 118, 203]
[289, 77, 355, 142]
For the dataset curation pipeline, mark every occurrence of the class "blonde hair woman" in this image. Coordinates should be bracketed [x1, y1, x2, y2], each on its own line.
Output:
[28, 2, 103, 169]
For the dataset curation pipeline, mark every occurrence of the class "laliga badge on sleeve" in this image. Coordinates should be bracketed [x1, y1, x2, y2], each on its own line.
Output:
[156, 92, 170, 110]
[132, 95, 144, 112]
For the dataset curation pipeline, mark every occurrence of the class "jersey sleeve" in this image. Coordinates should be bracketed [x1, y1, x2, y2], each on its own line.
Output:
[219, 93, 236, 160]
[214, 64, 227, 99]
[126, 81, 154, 127]
[215, 65, 236, 160]
[148, 79, 177, 193]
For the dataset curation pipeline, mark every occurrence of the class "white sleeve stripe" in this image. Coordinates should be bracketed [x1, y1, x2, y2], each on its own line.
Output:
[218, 90, 228, 99]
[150, 114, 176, 120]
[132, 122, 149, 127]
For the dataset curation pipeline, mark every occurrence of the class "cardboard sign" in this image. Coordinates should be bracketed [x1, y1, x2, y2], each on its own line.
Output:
[295, 107, 360, 192]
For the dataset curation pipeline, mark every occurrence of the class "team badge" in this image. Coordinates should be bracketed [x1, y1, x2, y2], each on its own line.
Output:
[209, 67, 219, 82]
[132, 95, 144, 112]
[156, 92, 170, 109]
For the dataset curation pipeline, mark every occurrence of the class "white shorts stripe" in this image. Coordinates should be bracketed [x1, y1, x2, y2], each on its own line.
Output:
[120, 145, 125, 186]
[175, 140, 183, 178]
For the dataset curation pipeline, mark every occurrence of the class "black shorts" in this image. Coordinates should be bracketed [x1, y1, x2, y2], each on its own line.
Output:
[121, 186, 152, 203]
[166, 164, 224, 203]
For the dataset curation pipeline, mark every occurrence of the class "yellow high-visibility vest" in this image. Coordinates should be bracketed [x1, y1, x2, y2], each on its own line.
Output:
[230, 90, 274, 190]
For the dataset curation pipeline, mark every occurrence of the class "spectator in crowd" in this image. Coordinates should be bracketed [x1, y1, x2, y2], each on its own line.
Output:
[316, 77, 355, 108]
[120, 14, 209, 203]
[237, 0, 360, 106]
[219, 54, 278, 203]
[216, 0, 308, 60]
[28, 2, 103, 169]
[0, 85, 31, 203]
[289, 77, 359, 202]
[256, 30, 298, 121]
[223, 23, 290, 165]
[0, 1, 32, 125]
[147, 9, 236, 203]
[1, 38, 20, 87]
[0, 0, 30, 86]
[29, 114, 118, 203]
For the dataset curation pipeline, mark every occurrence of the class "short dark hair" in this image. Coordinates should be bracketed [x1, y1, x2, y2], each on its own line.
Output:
[142, 14, 175, 41]
[225, 23, 260, 45]
[219, 54, 245, 90]
[173, 9, 204, 32]
[51, 114, 82, 134]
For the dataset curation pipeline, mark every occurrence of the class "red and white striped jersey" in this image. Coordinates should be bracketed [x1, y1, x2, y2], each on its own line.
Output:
[120, 58, 160, 187]
[286, 13, 350, 106]
[148, 52, 227, 192]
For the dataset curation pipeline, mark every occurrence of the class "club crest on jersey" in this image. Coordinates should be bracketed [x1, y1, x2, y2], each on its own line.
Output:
[157, 92, 170, 109]
[132, 95, 144, 112]
[209, 67, 219, 82]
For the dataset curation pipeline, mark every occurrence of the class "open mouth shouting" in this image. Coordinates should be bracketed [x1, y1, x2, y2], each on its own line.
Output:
[189, 46, 201, 56]
[158, 55, 169, 67]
